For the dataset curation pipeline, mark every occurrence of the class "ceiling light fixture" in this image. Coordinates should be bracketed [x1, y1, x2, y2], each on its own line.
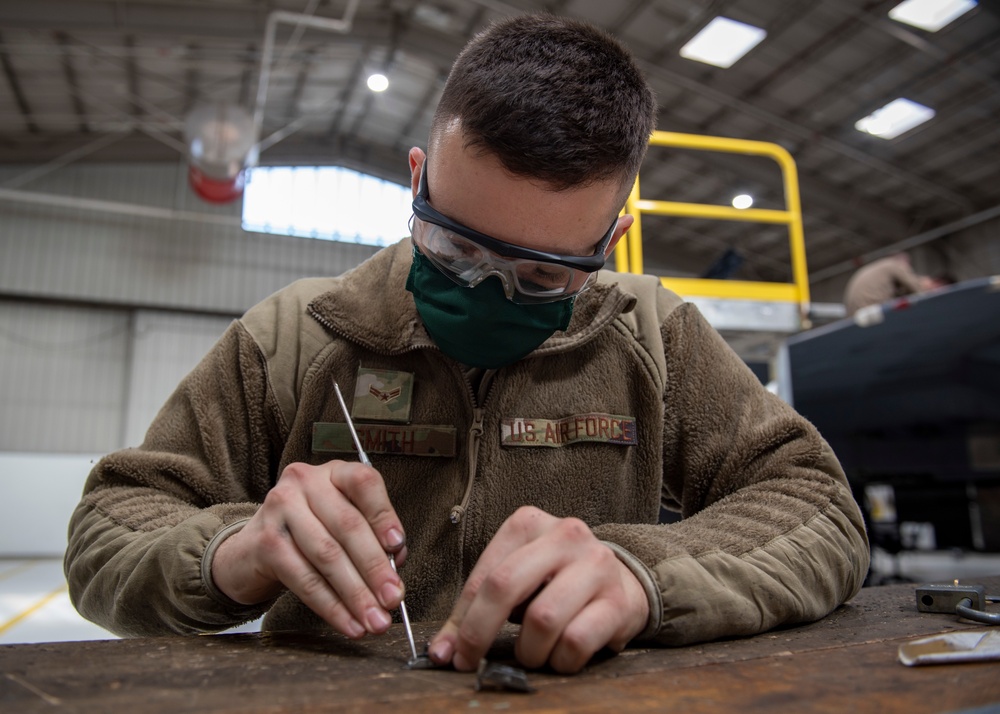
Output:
[888, 0, 976, 32]
[367, 73, 389, 92]
[732, 194, 754, 210]
[855, 98, 935, 139]
[679, 17, 767, 68]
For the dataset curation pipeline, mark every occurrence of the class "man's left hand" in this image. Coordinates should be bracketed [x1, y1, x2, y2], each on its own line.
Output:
[427, 506, 650, 674]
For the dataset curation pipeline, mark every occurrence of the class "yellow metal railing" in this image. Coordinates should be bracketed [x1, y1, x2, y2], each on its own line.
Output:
[616, 130, 810, 317]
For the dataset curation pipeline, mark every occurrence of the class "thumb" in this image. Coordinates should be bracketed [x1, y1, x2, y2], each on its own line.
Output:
[426, 575, 480, 666]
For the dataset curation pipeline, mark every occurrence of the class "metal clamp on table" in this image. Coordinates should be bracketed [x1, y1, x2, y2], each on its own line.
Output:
[916, 583, 1000, 626]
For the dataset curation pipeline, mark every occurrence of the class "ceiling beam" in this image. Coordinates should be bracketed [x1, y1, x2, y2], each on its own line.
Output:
[0, 30, 38, 133]
[55, 31, 90, 133]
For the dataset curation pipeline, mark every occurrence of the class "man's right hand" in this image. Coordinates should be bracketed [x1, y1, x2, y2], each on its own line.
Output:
[211, 460, 406, 639]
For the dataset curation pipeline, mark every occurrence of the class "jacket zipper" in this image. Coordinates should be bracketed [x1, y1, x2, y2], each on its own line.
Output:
[450, 406, 483, 526]
[452, 368, 496, 583]
[309, 305, 512, 576]
[309, 304, 492, 529]
[449, 366, 497, 524]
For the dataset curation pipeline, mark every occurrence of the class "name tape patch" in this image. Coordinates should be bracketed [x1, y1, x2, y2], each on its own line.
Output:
[500, 413, 637, 448]
[313, 423, 456, 458]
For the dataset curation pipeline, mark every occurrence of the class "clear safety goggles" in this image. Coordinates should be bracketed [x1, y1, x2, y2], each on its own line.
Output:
[410, 163, 617, 305]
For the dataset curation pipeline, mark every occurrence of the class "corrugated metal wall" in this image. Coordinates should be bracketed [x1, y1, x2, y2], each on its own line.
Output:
[123, 311, 237, 448]
[0, 161, 385, 455]
[0, 301, 129, 453]
[0, 162, 380, 314]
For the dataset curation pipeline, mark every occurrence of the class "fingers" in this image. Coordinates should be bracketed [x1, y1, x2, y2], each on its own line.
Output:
[254, 518, 370, 638]
[212, 500, 369, 638]
[453, 533, 575, 670]
[300, 464, 406, 609]
[214, 459, 407, 640]
[285, 460, 405, 559]
[543, 599, 627, 674]
[326, 461, 407, 557]
[428, 507, 650, 674]
[286, 461, 407, 631]
[512, 555, 603, 669]
[514, 544, 631, 672]
[429, 506, 559, 670]
[284, 489, 395, 635]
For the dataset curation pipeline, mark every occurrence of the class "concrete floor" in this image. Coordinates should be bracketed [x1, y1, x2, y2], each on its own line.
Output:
[0, 559, 114, 645]
[0, 558, 262, 645]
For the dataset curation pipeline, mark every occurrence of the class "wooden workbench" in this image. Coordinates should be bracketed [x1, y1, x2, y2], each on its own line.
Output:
[2, 576, 999, 713]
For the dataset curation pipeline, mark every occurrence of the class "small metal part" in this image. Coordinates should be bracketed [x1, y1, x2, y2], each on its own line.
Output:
[405, 654, 437, 670]
[916, 583, 1000, 626]
[916, 584, 986, 613]
[474, 659, 535, 694]
[405, 643, 444, 670]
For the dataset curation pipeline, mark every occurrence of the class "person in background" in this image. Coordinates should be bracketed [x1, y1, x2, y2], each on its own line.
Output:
[844, 253, 950, 316]
[65, 14, 869, 675]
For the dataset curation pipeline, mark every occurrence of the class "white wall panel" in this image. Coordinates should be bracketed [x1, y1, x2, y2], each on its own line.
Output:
[0, 452, 101, 557]
[0, 306, 233, 558]
[0, 302, 128, 453]
[124, 311, 233, 448]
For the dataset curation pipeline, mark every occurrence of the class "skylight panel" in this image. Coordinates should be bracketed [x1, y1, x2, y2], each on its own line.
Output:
[855, 98, 936, 139]
[679, 17, 767, 69]
[242, 166, 412, 246]
[888, 0, 976, 32]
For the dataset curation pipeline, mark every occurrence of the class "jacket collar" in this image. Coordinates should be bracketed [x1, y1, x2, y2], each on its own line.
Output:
[308, 238, 638, 357]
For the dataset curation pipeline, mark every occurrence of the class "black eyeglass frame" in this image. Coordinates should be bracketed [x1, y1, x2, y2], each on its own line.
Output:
[411, 162, 617, 274]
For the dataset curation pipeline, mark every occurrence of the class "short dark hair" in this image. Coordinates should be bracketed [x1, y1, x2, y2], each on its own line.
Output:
[431, 14, 656, 198]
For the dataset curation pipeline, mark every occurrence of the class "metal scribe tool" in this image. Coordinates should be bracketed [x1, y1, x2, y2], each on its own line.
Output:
[388, 553, 419, 663]
[332, 381, 419, 663]
[333, 381, 371, 468]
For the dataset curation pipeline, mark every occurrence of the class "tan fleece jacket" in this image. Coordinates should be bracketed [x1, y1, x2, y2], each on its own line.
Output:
[65, 238, 869, 646]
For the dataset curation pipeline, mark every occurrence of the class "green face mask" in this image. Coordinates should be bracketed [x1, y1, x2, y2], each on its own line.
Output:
[405, 248, 574, 369]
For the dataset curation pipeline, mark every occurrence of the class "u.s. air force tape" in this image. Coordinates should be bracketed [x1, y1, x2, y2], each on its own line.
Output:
[313, 423, 456, 457]
[500, 414, 636, 448]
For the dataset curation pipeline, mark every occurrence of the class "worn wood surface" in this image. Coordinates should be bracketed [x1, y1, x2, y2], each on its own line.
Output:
[2, 576, 999, 713]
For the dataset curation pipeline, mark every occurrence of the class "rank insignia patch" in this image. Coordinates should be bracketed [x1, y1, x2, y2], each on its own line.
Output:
[351, 368, 414, 423]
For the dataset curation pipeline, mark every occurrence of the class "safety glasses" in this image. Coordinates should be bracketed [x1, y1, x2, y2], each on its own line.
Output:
[410, 163, 617, 304]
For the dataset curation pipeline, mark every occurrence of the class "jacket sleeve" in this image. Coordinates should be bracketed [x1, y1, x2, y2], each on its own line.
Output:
[594, 302, 870, 646]
[64, 321, 287, 637]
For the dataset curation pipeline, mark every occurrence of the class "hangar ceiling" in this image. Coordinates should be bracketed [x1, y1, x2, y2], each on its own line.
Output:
[0, 0, 998, 286]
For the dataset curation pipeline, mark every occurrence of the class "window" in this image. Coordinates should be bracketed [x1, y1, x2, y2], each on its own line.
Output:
[888, 0, 976, 32]
[242, 166, 412, 247]
[855, 98, 935, 139]
[679, 17, 767, 68]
